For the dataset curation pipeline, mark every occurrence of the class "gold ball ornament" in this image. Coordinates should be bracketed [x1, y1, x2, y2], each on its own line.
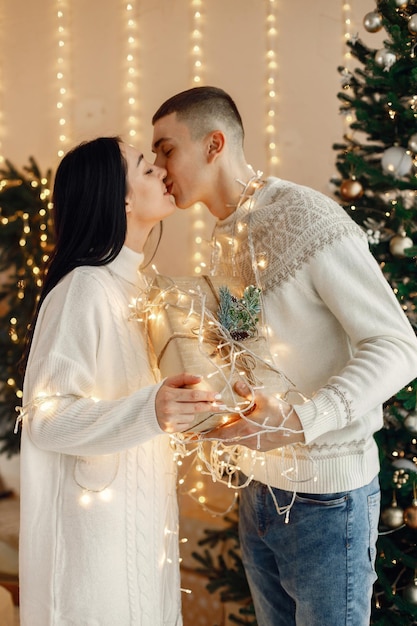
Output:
[389, 233, 414, 258]
[404, 499, 417, 529]
[409, 14, 417, 35]
[395, 0, 409, 6]
[363, 12, 383, 33]
[408, 133, 417, 154]
[340, 179, 364, 201]
[403, 578, 417, 605]
[381, 503, 405, 528]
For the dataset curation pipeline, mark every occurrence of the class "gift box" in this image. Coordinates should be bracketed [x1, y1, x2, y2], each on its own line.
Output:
[145, 275, 287, 433]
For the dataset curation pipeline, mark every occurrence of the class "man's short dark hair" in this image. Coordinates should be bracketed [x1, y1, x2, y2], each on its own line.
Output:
[152, 86, 244, 144]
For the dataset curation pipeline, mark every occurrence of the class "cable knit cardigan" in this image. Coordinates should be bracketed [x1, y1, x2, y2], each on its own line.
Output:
[212, 177, 417, 493]
[19, 246, 182, 626]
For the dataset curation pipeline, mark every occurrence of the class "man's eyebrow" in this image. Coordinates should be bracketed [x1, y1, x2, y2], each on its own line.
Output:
[152, 137, 168, 151]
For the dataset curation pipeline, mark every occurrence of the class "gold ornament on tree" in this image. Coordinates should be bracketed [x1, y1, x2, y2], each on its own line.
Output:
[408, 133, 417, 153]
[404, 483, 417, 529]
[340, 178, 363, 201]
[408, 14, 417, 35]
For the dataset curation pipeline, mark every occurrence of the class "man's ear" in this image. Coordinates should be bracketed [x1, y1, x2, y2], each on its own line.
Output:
[206, 130, 225, 162]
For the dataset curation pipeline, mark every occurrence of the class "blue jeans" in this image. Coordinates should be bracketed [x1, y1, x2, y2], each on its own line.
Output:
[238, 475, 380, 626]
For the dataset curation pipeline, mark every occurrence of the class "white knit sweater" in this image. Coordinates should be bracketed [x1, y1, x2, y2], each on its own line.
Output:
[212, 177, 417, 493]
[19, 246, 182, 626]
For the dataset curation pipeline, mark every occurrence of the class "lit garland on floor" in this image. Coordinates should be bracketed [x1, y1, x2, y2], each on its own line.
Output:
[55, 0, 71, 159]
[123, 1, 141, 143]
[265, 0, 279, 176]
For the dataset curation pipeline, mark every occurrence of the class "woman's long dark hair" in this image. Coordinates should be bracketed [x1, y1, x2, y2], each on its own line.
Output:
[21, 136, 128, 372]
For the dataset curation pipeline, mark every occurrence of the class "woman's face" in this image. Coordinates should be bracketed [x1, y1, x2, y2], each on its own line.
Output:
[121, 142, 175, 233]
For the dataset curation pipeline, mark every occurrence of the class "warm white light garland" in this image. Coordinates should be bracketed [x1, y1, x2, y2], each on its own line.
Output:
[123, 1, 141, 142]
[190, 0, 204, 86]
[55, 0, 71, 159]
[189, 0, 208, 276]
[342, 1, 355, 132]
[265, 0, 279, 175]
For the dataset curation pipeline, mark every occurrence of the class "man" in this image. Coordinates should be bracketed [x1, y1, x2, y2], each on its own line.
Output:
[152, 86, 417, 626]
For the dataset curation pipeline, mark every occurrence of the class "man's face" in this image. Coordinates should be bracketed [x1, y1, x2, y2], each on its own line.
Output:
[152, 112, 211, 209]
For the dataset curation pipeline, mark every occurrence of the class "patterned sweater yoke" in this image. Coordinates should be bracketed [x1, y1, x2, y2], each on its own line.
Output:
[212, 177, 366, 291]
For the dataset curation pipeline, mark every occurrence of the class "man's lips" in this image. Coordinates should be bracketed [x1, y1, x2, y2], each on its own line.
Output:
[165, 182, 173, 194]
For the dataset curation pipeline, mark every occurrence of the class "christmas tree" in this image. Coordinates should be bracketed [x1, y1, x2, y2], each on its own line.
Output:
[333, 0, 417, 622]
[0, 158, 53, 456]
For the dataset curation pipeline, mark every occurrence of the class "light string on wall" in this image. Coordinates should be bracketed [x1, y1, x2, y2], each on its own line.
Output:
[55, 0, 72, 159]
[189, 0, 208, 277]
[123, 1, 141, 143]
[0, 3, 4, 167]
[265, 0, 279, 176]
[341, 1, 356, 133]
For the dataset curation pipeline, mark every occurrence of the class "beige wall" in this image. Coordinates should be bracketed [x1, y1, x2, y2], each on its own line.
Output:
[2, 0, 379, 275]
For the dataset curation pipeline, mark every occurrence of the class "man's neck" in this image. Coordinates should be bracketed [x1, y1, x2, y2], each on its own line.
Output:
[207, 164, 262, 220]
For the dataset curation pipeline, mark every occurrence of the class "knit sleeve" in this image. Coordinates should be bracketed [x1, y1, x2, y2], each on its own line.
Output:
[294, 234, 417, 444]
[22, 269, 164, 455]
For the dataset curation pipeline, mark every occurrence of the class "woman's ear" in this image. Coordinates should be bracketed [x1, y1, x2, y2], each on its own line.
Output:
[125, 195, 132, 215]
[206, 130, 225, 163]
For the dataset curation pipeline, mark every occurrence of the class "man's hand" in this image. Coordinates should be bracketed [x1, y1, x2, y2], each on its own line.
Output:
[155, 373, 221, 433]
[205, 381, 305, 451]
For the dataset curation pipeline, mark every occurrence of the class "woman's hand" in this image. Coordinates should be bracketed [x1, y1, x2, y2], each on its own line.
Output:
[155, 373, 221, 433]
[205, 381, 305, 451]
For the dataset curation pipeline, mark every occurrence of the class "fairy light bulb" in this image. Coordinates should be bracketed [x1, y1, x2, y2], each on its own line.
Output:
[191, 0, 204, 86]
[55, 0, 71, 158]
[265, 0, 279, 175]
[124, 2, 141, 141]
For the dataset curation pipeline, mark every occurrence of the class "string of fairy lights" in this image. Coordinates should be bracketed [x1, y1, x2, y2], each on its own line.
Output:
[124, 0, 141, 143]
[265, 0, 279, 176]
[189, 0, 207, 277]
[341, 1, 356, 134]
[55, 0, 71, 160]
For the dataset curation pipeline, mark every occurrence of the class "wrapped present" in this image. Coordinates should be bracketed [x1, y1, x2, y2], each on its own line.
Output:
[144, 275, 288, 433]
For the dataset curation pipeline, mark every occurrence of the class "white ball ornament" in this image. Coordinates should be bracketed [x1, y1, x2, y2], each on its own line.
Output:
[404, 411, 417, 433]
[395, 0, 409, 6]
[409, 14, 417, 34]
[403, 579, 417, 605]
[408, 133, 417, 153]
[363, 12, 383, 33]
[381, 146, 413, 177]
[380, 503, 404, 528]
[389, 232, 414, 258]
[375, 48, 397, 70]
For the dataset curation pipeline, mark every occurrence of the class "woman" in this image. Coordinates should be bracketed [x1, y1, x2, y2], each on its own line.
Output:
[19, 137, 218, 626]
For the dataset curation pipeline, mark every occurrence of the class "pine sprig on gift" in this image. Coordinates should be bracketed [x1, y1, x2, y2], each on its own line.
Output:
[217, 285, 261, 341]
